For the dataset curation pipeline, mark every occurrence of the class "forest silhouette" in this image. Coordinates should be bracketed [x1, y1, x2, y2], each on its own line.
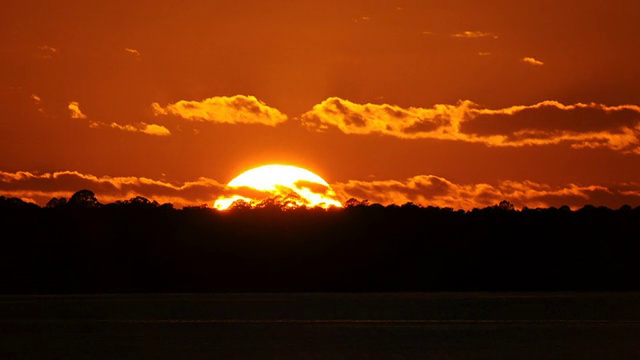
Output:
[2, 190, 639, 294]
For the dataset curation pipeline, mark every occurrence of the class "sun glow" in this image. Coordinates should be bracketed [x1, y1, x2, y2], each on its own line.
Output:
[213, 164, 343, 210]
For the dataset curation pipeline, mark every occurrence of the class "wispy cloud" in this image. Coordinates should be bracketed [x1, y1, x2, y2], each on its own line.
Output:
[31, 94, 44, 113]
[124, 48, 141, 60]
[152, 95, 287, 126]
[452, 31, 498, 39]
[334, 175, 640, 210]
[68, 101, 87, 119]
[522, 57, 544, 66]
[35, 45, 58, 59]
[301, 98, 640, 154]
[68, 101, 169, 136]
[352, 15, 372, 23]
[140, 123, 171, 136]
[105, 122, 171, 136]
[0, 170, 224, 208]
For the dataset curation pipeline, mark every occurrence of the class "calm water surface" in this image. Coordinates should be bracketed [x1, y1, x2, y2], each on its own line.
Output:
[1, 292, 640, 359]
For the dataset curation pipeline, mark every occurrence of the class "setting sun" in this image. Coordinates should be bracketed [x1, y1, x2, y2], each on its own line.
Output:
[213, 164, 343, 210]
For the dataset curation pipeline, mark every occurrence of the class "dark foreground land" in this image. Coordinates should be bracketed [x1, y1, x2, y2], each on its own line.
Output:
[2, 292, 640, 359]
[3, 194, 640, 358]
[0, 190, 640, 294]
[2, 192, 640, 293]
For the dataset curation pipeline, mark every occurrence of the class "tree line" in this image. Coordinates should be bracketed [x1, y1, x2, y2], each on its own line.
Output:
[1, 190, 640, 294]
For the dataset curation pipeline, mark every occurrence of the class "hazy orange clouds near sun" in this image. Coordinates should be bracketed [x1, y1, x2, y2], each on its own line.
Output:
[1, 1, 639, 210]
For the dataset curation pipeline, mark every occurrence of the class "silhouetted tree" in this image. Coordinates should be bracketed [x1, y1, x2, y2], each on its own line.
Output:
[618, 204, 632, 212]
[0, 196, 38, 211]
[345, 198, 369, 207]
[68, 189, 101, 208]
[497, 200, 515, 211]
[2, 188, 640, 294]
[46, 197, 67, 208]
[229, 199, 252, 210]
[401, 202, 420, 209]
[125, 196, 158, 208]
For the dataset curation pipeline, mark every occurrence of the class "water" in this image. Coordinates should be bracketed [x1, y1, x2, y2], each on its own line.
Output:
[2, 292, 640, 359]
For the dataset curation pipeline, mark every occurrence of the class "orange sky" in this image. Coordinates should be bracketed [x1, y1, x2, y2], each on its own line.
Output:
[1, 0, 639, 210]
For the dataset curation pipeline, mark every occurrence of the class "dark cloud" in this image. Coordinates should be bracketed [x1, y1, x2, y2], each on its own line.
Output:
[301, 98, 640, 154]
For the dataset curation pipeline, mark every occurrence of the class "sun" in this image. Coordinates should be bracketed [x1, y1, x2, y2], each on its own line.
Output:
[213, 164, 343, 210]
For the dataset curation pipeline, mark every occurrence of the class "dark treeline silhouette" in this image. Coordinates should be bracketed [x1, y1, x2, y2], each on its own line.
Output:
[2, 190, 640, 294]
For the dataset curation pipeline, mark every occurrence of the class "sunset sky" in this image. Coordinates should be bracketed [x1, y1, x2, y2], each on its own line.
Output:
[1, 0, 639, 210]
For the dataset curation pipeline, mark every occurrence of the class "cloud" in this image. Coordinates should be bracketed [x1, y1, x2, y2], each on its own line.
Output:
[353, 15, 372, 23]
[522, 57, 544, 66]
[301, 97, 474, 137]
[66, 100, 169, 136]
[31, 94, 45, 113]
[68, 101, 87, 119]
[301, 97, 640, 154]
[140, 123, 171, 136]
[3, 171, 638, 211]
[333, 175, 640, 210]
[0, 170, 225, 209]
[452, 31, 497, 39]
[124, 48, 141, 60]
[35, 45, 58, 59]
[152, 95, 287, 126]
[466, 101, 640, 153]
[105, 122, 171, 136]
